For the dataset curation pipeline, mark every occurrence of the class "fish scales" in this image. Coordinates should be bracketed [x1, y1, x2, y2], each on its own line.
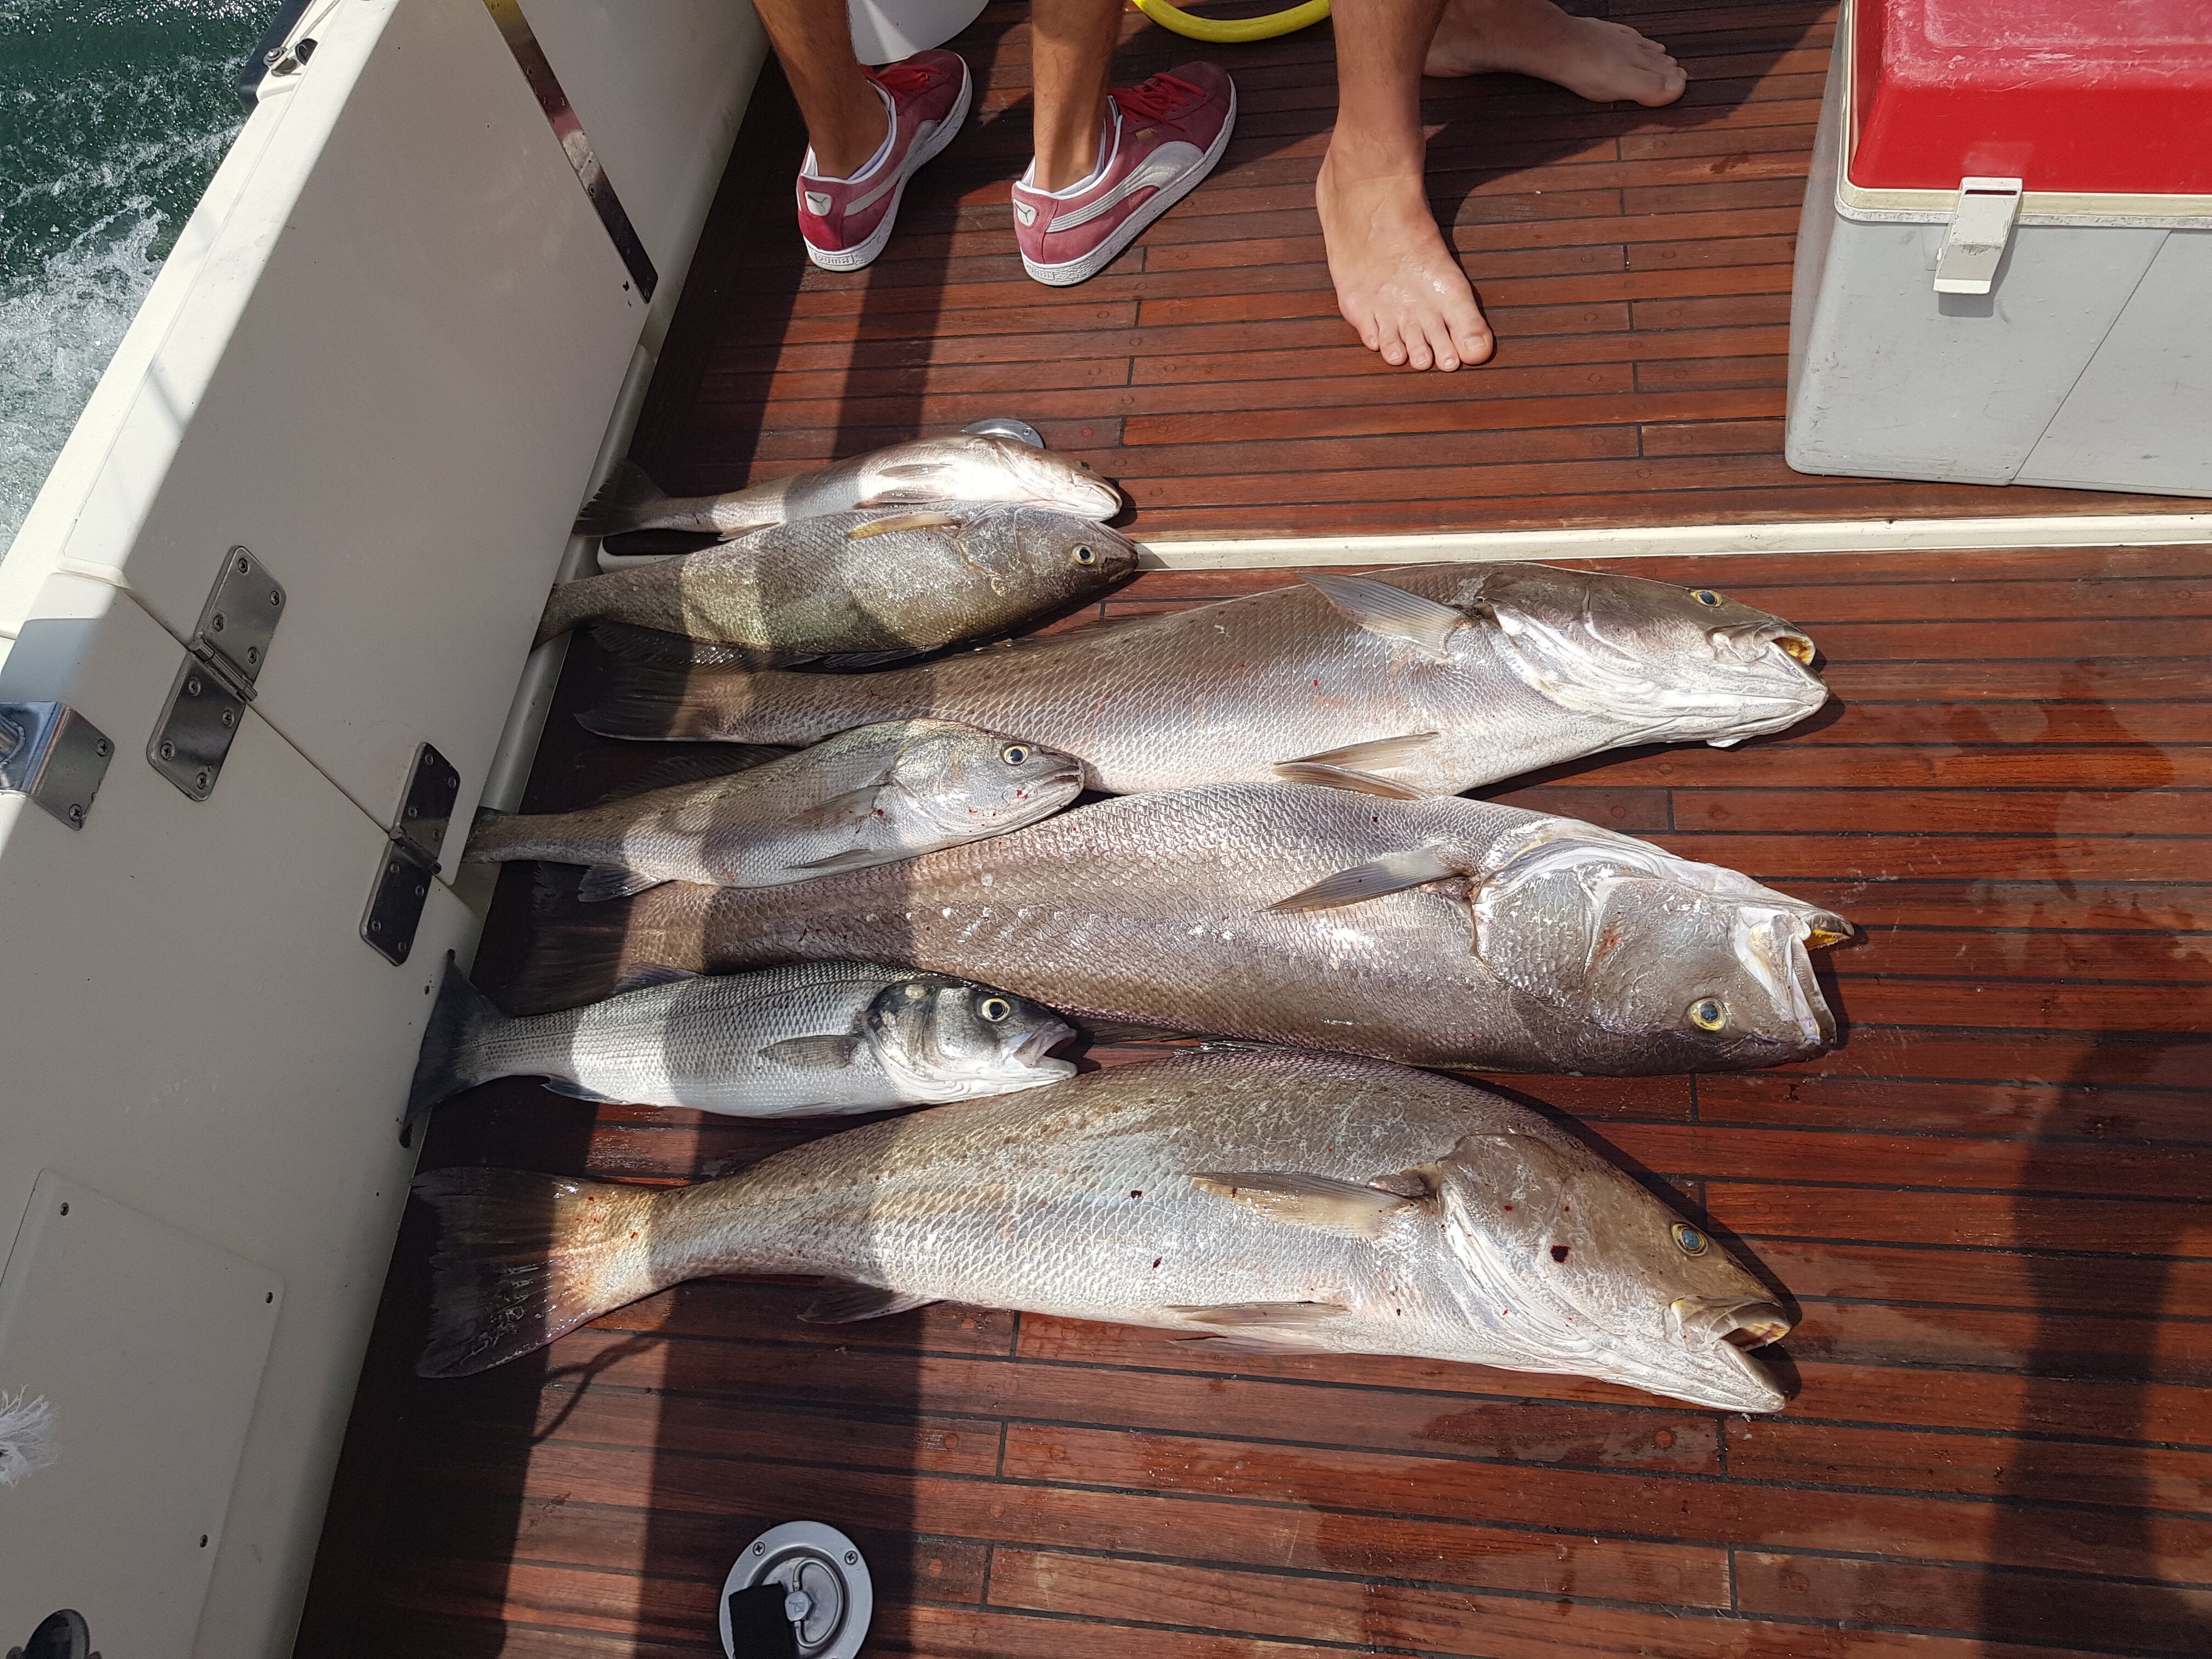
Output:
[543, 783, 1847, 1075]
[582, 562, 1827, 795]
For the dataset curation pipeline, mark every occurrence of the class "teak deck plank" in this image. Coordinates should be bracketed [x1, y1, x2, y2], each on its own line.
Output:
[297, 1, 2211, 1652]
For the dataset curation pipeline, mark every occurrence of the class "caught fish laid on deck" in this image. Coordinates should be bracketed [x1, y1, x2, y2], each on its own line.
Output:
[518, 783, 1850, 1075]
[572, 433, 1123, 540]
[580, 562, 1829, 795]
[407, 960, 1074, 1120]
[413, 1047, 1794, 1412]
[466, 719, 1082, 900]
[538, 504, 1139, 664]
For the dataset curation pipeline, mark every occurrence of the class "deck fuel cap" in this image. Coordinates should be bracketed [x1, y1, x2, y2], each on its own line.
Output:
[719, 1521, 872, 1659]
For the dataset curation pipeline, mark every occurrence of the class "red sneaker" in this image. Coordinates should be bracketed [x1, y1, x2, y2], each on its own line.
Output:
[1011, 63, 1236, 287]
[797, 49, 973, 273]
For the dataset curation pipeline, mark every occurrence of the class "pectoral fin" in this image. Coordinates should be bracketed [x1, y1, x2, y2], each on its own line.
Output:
[577, 865, 667, 903]
[847, 510, 963, 540]
[542, 1078, 625, 1103]
[777, 782, 893, 836]
[1268, 848, 1463, 913]
[1272, 763, 1425, 800]
[1303, 573, 1467, 660]
[1165, 1301, 1351, 1351]
[758, 1034, 865, 1070]
[1191, 1172, 1420, 1239]
[800, 1281, 938, 1324]
[784, 847, 896, 873]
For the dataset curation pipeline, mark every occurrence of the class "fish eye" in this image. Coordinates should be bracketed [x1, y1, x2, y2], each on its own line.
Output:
[1672, 1222, 1708, 1256]
[1001, 743, 1031, 765]
[1687, 997, 1727, 1031]
[978, 996, 1012, 1022]
[1689, 588, 1722, 606]
[1072, 544, 1097, 566]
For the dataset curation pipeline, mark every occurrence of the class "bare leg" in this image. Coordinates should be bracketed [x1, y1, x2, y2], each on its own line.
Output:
[1029, 0, 1122, 189]
[1319, 0, 1493, 371]
[1425, 0, 1686, 104]
[753, 0, 887, 178]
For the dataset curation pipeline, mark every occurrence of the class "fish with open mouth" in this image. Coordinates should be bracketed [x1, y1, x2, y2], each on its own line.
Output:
[579, 562, 1827, 794]
[466, 719, 1084, 900]
[407, 958, 1074, 1121]
[411, 1047, 1795, 1412]
[573, 432, 1123, 540]
[515, 783, 1850, 1074]
[537, 505, 1139, 665]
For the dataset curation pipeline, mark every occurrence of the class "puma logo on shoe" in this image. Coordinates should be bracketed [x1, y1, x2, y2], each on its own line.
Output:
[1049, 144, 1203, 232]
[804, 191, 833, 216]
[1013, 199, 1037, 226]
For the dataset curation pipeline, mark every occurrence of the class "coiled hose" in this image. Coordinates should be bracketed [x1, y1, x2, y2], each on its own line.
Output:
[1129, 0, 1332, 43]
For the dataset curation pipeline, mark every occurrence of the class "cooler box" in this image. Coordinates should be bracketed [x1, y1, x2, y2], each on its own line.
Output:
[1786, 0, 2212, 494]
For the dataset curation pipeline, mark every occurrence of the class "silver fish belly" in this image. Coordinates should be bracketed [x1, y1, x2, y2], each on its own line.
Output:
[580, 561, 1829, 795]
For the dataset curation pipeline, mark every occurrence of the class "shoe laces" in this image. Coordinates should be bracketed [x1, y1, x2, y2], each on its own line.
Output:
[1113, 71, 1205, 122]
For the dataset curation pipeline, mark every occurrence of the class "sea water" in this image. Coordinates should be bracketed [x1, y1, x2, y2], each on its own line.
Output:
[1, 2, 274, 552]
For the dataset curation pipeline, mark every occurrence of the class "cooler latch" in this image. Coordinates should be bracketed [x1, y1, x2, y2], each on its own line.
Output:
[1934, 178, 2023, 296]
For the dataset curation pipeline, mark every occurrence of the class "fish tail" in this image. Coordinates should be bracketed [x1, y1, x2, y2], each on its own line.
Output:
[577, 655, 742, 741]
[406, 957, 508, 1122]
[413, 1167, 672, 1376]
[572, 459, 677, 537]
[505, 879, 719, 1012]
[533, 572, 607, 647]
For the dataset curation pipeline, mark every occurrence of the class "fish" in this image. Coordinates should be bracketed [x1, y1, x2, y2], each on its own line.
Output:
[405, 958, 1075, 1122]
[515, 783, 1851, 1075]
[411, 1046, 1795, 1412]
[537, 504, 1139, 664]
[578, 562, 1828, 795]
[572, 434, 1123, 540]
[466, 719, 1084, 900]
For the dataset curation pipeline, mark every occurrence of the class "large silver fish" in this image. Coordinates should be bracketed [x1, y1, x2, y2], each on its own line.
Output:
[539, 504, 1139, 664]
[467, 719, 1082, 901]
[521, 783, 1850, 1075]
[413, 1047, 1794, 1412]
[407, 959, 1074, 1120]
[580, 562, 1827, 795]
[573, 435, 1123, 540]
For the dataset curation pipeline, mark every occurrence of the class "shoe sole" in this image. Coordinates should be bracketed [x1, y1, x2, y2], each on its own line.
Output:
[1020, 82, 1238, 288]
[804, 59, 974, 273]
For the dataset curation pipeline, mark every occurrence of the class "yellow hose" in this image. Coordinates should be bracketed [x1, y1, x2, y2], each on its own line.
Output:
[1130, 0, 1331, 43]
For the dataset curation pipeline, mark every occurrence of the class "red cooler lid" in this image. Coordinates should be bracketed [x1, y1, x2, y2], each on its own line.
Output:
[1853, 0, 2212, 194]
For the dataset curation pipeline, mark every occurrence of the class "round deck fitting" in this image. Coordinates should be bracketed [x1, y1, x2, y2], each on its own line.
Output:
[962, 416, 1046, 449]
[719, 1521, 872, 1659]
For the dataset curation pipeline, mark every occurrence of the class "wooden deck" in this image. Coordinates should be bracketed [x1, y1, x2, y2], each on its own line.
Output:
[298, 4, 2211, 1656]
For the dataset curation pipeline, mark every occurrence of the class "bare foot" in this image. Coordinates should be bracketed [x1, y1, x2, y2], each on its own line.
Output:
[1424, 0, 1688, 105]
[1317, 140, 1494, 373]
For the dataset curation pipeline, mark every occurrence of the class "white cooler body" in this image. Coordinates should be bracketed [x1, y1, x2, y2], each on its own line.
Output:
[1786, 19, 2212, 495]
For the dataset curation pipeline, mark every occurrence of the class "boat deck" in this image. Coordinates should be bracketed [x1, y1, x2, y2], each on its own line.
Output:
[298, 5, 2211, 1656]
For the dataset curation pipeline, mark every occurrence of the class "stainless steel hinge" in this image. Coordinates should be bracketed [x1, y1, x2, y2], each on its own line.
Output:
[149, 547, 286, 800]
[362, 742, 461, 964]
[0, 702, 115, 830]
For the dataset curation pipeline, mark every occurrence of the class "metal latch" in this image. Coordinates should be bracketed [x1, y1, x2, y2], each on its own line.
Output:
[148, 547, 285, 800]
[1934, 177, 2023, 296]
[0, 702, 114, 830]
[362, 742, 460, 964]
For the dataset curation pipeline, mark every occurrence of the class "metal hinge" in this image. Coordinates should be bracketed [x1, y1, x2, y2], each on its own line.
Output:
[362, 743, 461, 964]
[0, 702, 115, 830]
[1934, 177, 2023, 296]
[149, 547, 285, 800]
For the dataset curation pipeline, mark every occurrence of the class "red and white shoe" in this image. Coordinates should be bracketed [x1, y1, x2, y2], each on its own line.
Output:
[797, 49, 973, 273]
[1011, 64, 1235, 287]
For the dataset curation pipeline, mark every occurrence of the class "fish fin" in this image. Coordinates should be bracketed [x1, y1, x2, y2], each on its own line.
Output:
[585, 745, 787, 806]
[1271, 763, 1426, 800]
[799, 1282, 939, 1324]
[805, 648, 929, 671]
[505, 882, 716, 1013]
[1166, 1301, 1351, 1349]
[777, 782, 893, 836]
[1190, 1172, 1419, 1239]
[577, 865, 667, 904]
[1290, 732, 1442, 770]
[757, 1034, 865, 1070]
[404, 955, 507, 1136]
[1176, 1333, 1331, 1356]
[588, 620, 789, 671]
[572, 460, 675, 538]
[783, 847, 894, 873]
[413, 1169, 669, 1376]
[1302, 572, 1466, 660]
[1268, 848, 1464, 913]
[577, 657, 719, 741]
[846, 510, 963, 539]
[541, 1079, 624, 1103]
